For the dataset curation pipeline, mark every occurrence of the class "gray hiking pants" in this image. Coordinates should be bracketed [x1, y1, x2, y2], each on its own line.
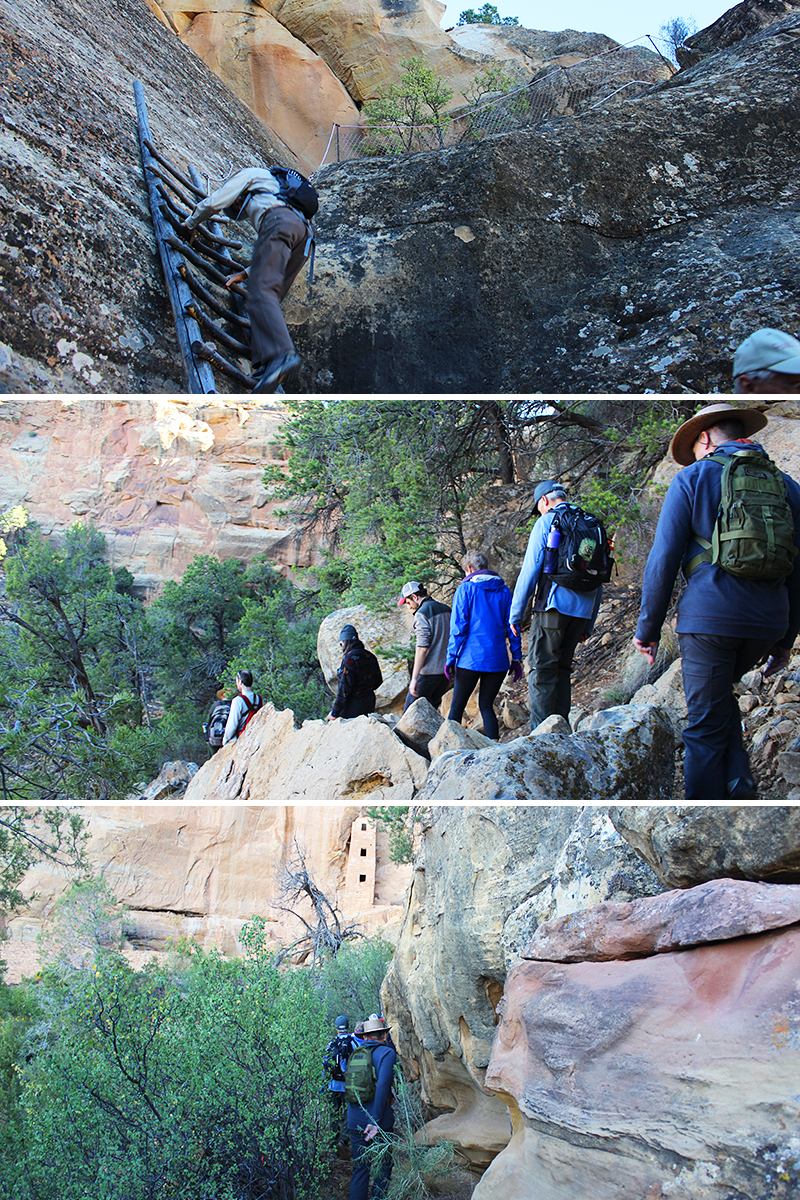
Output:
[247, 206, 308, 372]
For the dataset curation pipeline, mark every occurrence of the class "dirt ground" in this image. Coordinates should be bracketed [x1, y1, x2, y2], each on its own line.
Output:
[325, 1154, 476, 1200]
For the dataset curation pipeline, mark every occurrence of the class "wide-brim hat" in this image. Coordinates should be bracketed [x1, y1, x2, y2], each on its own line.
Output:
[669, 403, 768, 466]
[363, 1017, 387, 1035]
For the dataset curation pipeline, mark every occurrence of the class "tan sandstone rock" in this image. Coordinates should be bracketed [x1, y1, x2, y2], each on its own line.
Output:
[156, 0, 360, 171]
[7, 802, 413, 981]
[479, 904, 800, 1199]
[0, 396, 312, 589]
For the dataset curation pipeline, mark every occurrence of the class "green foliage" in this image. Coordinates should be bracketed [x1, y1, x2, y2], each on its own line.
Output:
[458, 4, 519, 25]
[17, 938, 332, 1200]
[315, 934, 394, 1024]
[362, 1076, 456, 1200]
[0, 808, 88, 916]
[366, 807, 423, 865]
[464, 63, 515, 106]
[577, 466, 642, 530]
[37, 878, 125, 975]
[363, 57, 454, 153]
[269, 395, 514, 605]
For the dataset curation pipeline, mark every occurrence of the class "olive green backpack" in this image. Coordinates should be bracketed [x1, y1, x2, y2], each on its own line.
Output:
[343, 1045, 377, 1106]
[687, 450, 797, 581]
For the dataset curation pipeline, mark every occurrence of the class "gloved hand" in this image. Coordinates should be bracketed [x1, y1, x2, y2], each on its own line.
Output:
[444, 662, 455, 681]
[760, 645, 791, 677]
[508, 660, 524, 683]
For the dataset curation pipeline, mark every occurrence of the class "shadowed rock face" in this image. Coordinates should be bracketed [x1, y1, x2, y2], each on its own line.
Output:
[296, 12, 800, 392]
[3, 0, 797, 394]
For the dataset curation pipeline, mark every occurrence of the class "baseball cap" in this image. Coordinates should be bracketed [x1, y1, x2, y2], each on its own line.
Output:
[397, 581, 422, 606]
[533, 480, 561, 507]
[733, 328, 800, 379]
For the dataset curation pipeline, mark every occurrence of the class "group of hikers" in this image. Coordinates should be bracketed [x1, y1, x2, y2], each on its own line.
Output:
[180, 160, 800, 399]
[323, 1014, 397, 1200]
[324, 394, 800, 803]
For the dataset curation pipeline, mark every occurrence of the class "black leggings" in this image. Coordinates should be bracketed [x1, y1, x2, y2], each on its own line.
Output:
[448, 668, 506, 740]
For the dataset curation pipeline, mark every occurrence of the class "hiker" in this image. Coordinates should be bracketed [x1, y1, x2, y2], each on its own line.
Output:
[733, 328, 800, 394]
[181, 164, 317, 394]
[634, 402, 800, 800]
[327, 626, 383, 721]
[223, 669, 263, 743]
[445, 550, 522, 741]
[510, 481, 607, 730]
[203, 687, 230, 753]
[324, 1015, 356, 1151]
[397, 582, 452, 712]
[345, 1017, 397, 1200]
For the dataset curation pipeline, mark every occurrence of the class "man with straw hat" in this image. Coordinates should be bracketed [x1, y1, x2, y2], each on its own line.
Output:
[634, 403, 800, 800]
[345, 1017, 396, 1200]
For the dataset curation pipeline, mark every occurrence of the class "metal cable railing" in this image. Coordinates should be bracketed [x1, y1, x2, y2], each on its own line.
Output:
[318, 36, 673, 169]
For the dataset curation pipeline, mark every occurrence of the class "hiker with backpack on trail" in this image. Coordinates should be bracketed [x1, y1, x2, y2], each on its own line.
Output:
[223, 669, 263, 744]
[324, 1015, 357, 1154]
[634, 402, 800, 800]
[181, 164, 318, 394]
[445, 550, 523, 741]
[510, 482, 612, 731]
[344, 1017, 397, 1200]
[203, 686, 230, 752]
[327, 625, 383, 721]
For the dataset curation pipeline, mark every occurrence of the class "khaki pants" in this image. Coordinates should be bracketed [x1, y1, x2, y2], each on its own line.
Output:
[247, 206, 308, 372]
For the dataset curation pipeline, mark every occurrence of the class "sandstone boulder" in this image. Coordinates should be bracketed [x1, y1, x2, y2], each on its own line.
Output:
[522, 877, 800, 961]
[183, 701, 428, 804]
[609, 804, 800, 885]
[318, 605, 413, 711]
[427, 718, 494, 756]
[419, 704, 675, 803]
[479, 890, 800, 1200]
[393, 695, 444, 756]
[383, 807, 663, 1169]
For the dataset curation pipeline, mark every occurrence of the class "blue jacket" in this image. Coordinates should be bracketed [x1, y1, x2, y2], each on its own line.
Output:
[510, 504, 603, 630]
[346, 1041, 397, 1132]
[636, 441, 800, 647]
[446, 572, 521, 671]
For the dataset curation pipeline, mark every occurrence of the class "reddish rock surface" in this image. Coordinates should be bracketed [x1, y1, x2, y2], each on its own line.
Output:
[523, 877, 800, 961]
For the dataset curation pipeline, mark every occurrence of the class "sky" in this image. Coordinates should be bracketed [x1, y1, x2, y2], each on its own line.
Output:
[440, 0, 734, 48]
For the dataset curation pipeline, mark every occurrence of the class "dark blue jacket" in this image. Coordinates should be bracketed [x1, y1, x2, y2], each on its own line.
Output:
[346, 1041, 396, 1131]
[636, 441, 800, 648]
[446, 572, 522, 671]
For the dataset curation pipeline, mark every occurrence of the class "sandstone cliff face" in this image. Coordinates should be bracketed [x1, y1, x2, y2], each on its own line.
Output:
[7, 802, 412, 981]
[0, 0, 296, 393]
[0, 395, 313, 586]
[386, 808, 800, 1197]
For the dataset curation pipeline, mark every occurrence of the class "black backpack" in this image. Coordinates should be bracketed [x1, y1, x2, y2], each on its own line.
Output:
[325, 1033, 354, 1083]
[271, 166, 319, 219]
[206, 700, 231, 747]
[544, 505, 614, 593]
[355, 649, 383, 692]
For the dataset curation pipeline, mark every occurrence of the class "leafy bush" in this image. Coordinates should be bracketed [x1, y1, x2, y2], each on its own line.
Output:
[315, 934, 395, 1024]
[18, 932, 332, 1200]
